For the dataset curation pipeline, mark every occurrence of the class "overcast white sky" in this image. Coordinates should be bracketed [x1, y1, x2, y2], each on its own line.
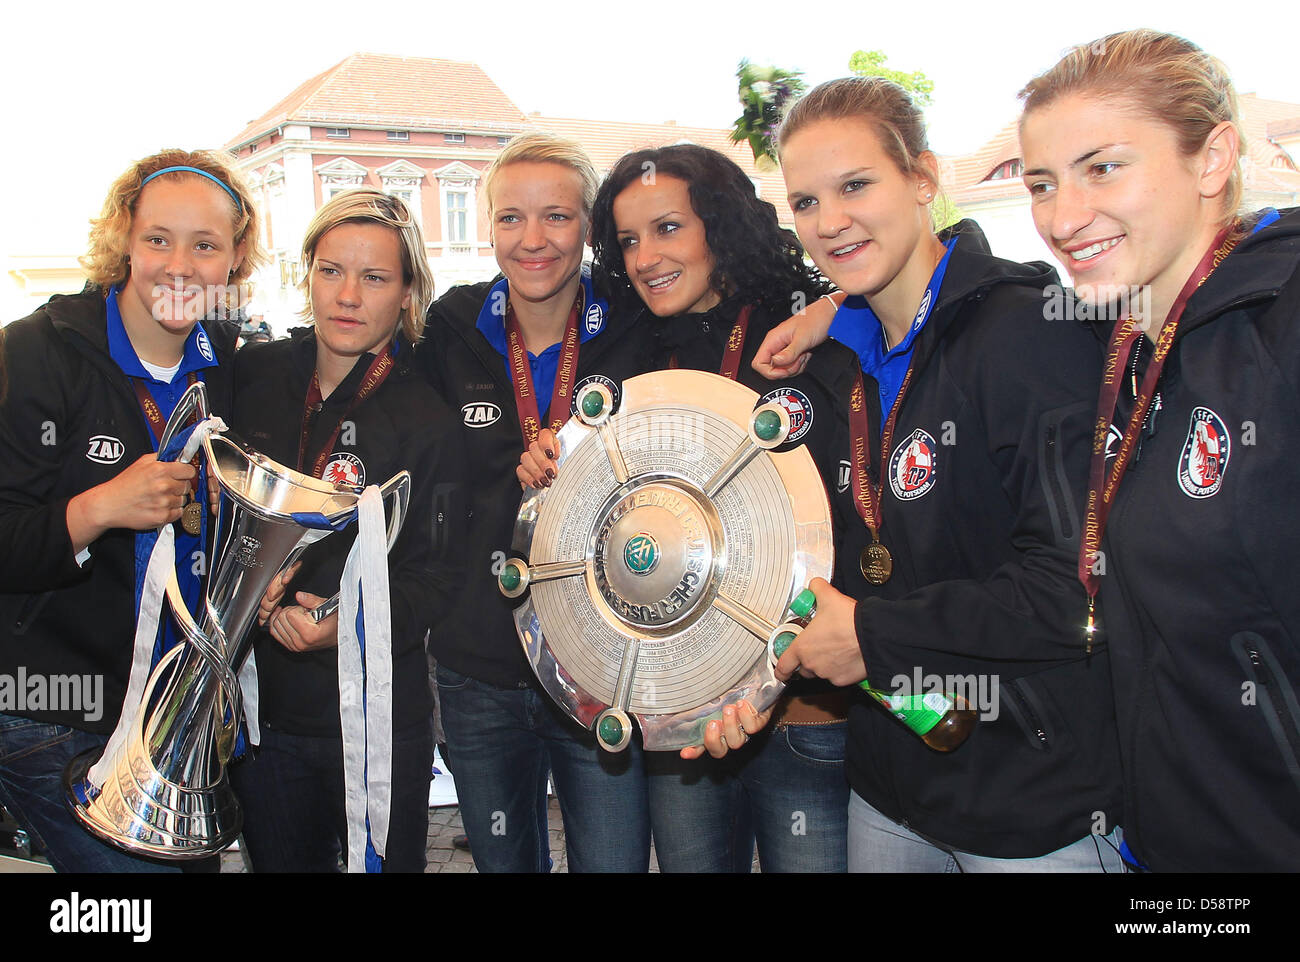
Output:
[2, 0, 1296, 259]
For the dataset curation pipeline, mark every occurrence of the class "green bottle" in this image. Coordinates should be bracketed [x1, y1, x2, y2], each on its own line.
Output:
[776, 589, 976, 752]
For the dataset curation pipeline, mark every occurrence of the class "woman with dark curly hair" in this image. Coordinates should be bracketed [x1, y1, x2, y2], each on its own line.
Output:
[522, 143, 862, 872]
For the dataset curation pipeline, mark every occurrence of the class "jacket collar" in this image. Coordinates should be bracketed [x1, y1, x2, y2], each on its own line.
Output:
[889, 220, 1058, 377]
[1177, 206, 1300, 337]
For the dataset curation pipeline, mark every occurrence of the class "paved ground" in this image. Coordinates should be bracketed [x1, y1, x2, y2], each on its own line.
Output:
[218, 796, 675, 873]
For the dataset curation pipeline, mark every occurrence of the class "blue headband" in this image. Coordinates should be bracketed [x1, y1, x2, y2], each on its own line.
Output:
[141, 166, 242, 211]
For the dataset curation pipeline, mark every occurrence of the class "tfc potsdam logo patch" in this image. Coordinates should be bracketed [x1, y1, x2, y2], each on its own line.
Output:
[1178, 406, 1230, 498]
[889, 428, 937, 501]
[759, 388, 814, 444]
[322, 452, 365, 487]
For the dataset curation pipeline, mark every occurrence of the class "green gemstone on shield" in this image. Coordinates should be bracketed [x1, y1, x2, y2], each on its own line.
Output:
[598, 714, 624, 745]
[581, 390, 604, 418]
[500, 562, 522, 592]
[773, 631, 797, 658]
[753, 409, 781, 441]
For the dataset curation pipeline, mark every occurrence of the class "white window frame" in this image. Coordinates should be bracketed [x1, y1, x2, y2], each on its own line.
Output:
[377, 159, 426, 228]
[433, 161, 481, 253]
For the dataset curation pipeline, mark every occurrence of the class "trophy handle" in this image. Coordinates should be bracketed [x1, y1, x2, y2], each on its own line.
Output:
[157, 381, 210, 455]
[309, 471, 411, 624]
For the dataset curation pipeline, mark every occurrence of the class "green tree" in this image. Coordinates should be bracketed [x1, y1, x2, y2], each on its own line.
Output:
[848, 50, 961, 228]
[848, 50, 934, 107]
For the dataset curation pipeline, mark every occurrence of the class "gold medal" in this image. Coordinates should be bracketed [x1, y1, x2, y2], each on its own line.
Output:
[860, 540, 892, 585]
[181, 499, 203, 536]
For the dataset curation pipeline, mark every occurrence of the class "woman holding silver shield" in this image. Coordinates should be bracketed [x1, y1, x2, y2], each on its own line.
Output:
[520, 143, 863, 872]
[226, 188, 461, 872]
[0, 149, 264, 871]
[413, 133, 652, 873]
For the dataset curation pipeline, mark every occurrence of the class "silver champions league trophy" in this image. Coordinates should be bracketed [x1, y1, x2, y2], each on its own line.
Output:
[499, 370, 832, 752]
[63, 382, 409, 858]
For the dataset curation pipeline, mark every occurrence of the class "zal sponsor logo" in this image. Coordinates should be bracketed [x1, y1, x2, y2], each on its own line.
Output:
[584, 302, 605, 335]
[321, 452, 365, 486]
[195, 329, 214, 362]
[1178, 406, 1230, 498]
[1103, 422, 1124, 465]
[888, 428, 937, 501]
[86, 435, 125, 465]
[912, 288, 932, 331]
[759, 388, 814, 444]
[50, 892, 151, 942]
[462, 401, 502, 428]
[836, 458, 851, 494]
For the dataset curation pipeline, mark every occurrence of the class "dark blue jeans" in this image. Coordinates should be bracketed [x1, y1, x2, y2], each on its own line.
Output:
[436, 665, 650, 872]
[228, 718, 433, 873]
[647, 721, 848, 872]
[0, 713, 185, 872]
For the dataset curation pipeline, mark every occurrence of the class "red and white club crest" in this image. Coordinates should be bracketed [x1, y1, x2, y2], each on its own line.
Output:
[888, 428, 938, 501]
[759, 388, 814, 444]
[322, 451, 365, 487]
[1177, 407, 1230, 498]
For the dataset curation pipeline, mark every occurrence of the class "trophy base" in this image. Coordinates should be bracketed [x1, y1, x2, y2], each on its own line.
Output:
[63, 747, 242, 860]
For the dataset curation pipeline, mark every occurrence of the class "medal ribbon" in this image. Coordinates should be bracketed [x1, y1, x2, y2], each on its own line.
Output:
[506, 292, 582, 447]
[848, 362, 917, 549]
[1078, 224, 1240, 648]
[718, 305, 752, 381]
[665, 304, 752, 376]
[132, 372, 200, 505]
[298, 345, 395, 478]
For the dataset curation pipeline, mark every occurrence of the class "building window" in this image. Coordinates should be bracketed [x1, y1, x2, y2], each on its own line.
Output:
[985, 159, 1023, 181]
[434, 161, 481, 253]
[326, 128, 350, 139]
[497, 136, 511, 148]
[377, 160, 426, 229]
[387, 130, 410, 142]
[249, 143, 258, 154]
[444, 132, 466, 144]
[446, 191, 468, 243]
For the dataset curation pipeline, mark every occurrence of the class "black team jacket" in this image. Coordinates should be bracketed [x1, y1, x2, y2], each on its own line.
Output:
[0, 288, 237, 733]
[839, 226, 1124, 858]
[229, 329, 462, 736]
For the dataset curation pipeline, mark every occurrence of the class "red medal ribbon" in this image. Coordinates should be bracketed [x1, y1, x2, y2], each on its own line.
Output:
[132, 371, 200, 501]
[718, 306, 752, 381]
[506, 292, 582, 447]
[1078, 224, 1241, 648]
[847, 360, 918, 543]
[298, 345, 395, 478]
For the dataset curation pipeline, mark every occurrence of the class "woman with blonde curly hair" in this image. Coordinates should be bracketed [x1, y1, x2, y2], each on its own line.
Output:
[0, 148, 264, 871]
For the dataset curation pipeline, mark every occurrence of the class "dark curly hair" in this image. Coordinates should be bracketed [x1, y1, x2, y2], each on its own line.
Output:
[592, 144, 830, 314]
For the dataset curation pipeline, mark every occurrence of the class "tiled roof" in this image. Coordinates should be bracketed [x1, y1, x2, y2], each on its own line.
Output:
[226, 53, 529, 148]
[945, 95, 1300, 208]
[531, 116, 790, 215]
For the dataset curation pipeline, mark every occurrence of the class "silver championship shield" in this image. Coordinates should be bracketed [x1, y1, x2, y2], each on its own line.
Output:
[499, 370, 832, 751]
[64, 382, 409, 858]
